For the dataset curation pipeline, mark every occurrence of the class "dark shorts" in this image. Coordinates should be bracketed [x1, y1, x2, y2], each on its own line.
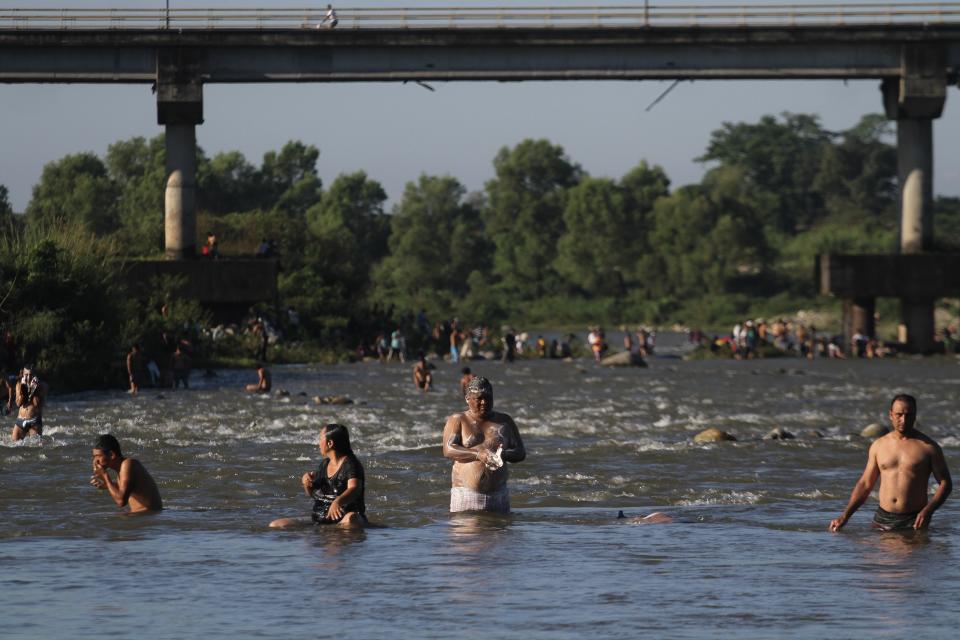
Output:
[873, 506, 921, 531]
[15, 416, 42, 433]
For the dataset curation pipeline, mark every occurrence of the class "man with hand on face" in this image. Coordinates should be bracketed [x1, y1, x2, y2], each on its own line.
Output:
[442, 376, 525, 513]
[829, 394, 951, 532]
[90, 434, 163, 513]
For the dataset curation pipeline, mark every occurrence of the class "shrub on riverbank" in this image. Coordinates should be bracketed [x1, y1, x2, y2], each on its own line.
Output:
[0, 222, 132, 390]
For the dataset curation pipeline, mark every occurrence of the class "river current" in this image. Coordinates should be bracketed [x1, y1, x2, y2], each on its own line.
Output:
[3, 338, 960, 639]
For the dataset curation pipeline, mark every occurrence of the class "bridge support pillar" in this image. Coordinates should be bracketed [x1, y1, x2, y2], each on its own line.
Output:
[163, 124, 198, 260]
[157, 51, 203, 260]
[881, 44, 946, 353]
[842, 297, 876, 343]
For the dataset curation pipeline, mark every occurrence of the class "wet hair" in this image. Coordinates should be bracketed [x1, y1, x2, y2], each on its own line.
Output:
[254, 362, 264, 370]
[890, 394, 917, 411]
[94, 434, 122, 457]
[321, 423, 355, 456]
[465, 375, 493, 398]
[461, 367, 471, 375]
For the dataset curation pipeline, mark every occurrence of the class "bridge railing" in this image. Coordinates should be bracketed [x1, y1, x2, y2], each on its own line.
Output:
[2, 4, 960, 30]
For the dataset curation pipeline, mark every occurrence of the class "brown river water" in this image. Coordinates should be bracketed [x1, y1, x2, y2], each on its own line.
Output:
[3, 338, 960, 638]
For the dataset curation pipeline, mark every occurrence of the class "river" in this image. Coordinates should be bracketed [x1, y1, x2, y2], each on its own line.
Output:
[2, 342, 960, 638]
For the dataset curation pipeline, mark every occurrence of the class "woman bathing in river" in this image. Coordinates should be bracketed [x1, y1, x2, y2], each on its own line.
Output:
[269, 423, 367, 528]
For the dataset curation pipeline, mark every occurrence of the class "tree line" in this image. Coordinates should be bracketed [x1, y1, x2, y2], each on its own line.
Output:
[3, 112, 960, 387]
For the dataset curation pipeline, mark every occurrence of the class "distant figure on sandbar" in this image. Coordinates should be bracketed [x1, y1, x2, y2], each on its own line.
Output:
[412, 353, 434, 392]
[829, 394, 952, 532]
[126, 343, 145, 394]
[170, 343, 192, 389]
[11, 365, 47, 441]
[270, 423, 366, 528]
[246, 363, 271, 393]
[89, 434, 163, 513]
[442, 376, 525, 513]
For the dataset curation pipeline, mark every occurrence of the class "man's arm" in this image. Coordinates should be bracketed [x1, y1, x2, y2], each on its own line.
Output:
[915, 443, 953, 529]
[442, 414, 485, 464]
[500, 415, 526, 464]
[95, 460, 134, 508]
[14, 381, 26, 407]
[829, 442, 880, 531]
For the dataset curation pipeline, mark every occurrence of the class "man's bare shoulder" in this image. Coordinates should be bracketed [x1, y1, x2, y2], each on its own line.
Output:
[445, 412, 467, 425]
[490, 410, 517, 425]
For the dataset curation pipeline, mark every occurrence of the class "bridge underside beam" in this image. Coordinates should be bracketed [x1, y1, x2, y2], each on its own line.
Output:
[4, 25, 960, 83]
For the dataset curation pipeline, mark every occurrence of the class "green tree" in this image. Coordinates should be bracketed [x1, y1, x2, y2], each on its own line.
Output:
[260, 141, 323, 216]
[26, 153, 119, 235]
[698, 113, 830, 233]
[483, 139, 582, 298]
[814, 114, 897, 218]
[198, 150, 259, 215]
[555, 162, 670, 295]
[106, 135, 166, 255]
[306, 171, 389, 288]
[373, 175, 490, 319]
[0, 184, 13, 230]
[643, 167, 769, 301]
[0, 222, 130, 390]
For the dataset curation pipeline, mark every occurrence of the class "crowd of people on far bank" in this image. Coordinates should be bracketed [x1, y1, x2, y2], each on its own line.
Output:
[705, 317, 960, 360]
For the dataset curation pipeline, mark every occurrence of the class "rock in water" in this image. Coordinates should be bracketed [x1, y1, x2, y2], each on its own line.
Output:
[860, 423, 889, 438]
[314, 395, 354, 405]
[763, 427, 795, 440]
[693, 427, 737, 443]
[600, 351, 647, 367]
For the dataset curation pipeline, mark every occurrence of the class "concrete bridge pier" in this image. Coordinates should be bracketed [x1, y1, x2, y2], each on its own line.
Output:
[880, 45, 947, 352]
[157, 52, 203, 260]
[843, 297, 876, 341]
[163, 124, 198, 259]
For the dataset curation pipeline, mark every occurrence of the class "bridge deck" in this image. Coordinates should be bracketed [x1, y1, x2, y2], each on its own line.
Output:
[3, 4, 960, 30]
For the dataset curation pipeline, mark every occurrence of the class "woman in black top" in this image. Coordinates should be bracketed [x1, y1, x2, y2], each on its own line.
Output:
[269, 423, 366, 528]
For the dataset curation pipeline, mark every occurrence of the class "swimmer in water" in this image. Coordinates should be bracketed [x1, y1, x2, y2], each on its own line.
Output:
[442, 376, 525, 513]
[412, 353, 433, 392]
[617, 510, 673, 524]
[269, 423, 366, 528]
[89, 434, 163, 513]
[245, 363, 271, 393]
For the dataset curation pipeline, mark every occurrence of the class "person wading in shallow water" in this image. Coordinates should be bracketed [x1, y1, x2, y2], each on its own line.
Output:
[89, 434, 163, 513]
[442, 376, 525, 513]
[829, 394, 952, 532]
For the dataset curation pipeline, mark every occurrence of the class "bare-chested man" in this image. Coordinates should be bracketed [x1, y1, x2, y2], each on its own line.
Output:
[442, 376, 525, 513]
[11, 365, 47, 441]
[412, 354, 433, 392]
[89, 434, 163, 513]
[829, 394, 952, 532]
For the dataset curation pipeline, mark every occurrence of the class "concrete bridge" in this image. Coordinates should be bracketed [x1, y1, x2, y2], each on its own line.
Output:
[2, 3, 960, 348]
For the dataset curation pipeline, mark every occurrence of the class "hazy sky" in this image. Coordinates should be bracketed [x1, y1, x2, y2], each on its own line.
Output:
[2, 1, 959, 212]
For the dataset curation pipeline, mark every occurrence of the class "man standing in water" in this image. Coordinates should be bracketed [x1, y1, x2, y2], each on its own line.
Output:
[829, 394, 952, 531]
[442, 376, 525, 513]
[11, 365, 47, 441]
[89, 434, 163, 513]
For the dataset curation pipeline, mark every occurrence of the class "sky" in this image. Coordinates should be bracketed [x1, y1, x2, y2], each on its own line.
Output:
[2, 1, 959, 213]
